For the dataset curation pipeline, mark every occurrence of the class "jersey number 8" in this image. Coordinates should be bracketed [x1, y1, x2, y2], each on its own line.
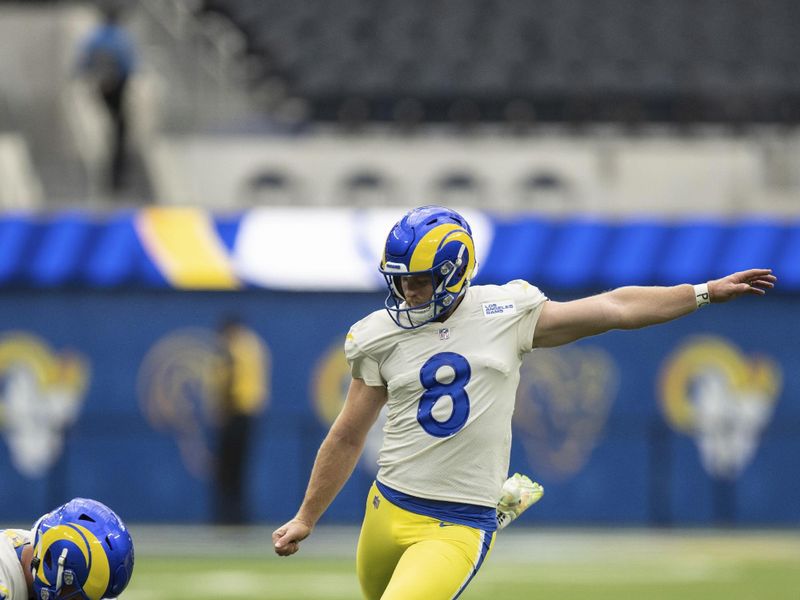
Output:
[417, 352, 471, 437]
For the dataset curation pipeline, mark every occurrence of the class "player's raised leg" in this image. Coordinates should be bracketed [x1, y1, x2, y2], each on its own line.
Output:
[496, 473, 544, 530]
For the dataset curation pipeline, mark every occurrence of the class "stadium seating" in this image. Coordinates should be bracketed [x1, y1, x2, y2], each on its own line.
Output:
[200, 0, 800, 124]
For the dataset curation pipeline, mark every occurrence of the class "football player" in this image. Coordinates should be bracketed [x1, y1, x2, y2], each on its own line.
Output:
[0, 498, 134, 600]
[273, 205, 776, 600]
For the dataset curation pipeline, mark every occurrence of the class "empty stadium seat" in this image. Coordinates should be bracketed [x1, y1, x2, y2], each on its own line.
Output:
[199, 0, 800, 124]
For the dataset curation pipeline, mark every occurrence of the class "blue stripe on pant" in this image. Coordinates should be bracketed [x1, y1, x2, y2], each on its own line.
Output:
[452, 528, 495, 600]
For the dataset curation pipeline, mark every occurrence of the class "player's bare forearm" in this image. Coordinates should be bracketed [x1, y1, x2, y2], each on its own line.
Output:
[612, 269, 776, 328]
[295, 425, 367, 528]
[273, 418, 371, 557]
[273, 379, 386, 556]
[534, 269, 776, 348]
[607, 284, 696, 330]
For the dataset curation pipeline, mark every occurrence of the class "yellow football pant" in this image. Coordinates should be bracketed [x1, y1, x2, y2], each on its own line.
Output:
[356, 482, 496, 600]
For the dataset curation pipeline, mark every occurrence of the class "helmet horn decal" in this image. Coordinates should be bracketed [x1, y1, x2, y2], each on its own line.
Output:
[409, 224, 465, 271]
[33, 523, 111, 600]
[31, 499, 133, 600]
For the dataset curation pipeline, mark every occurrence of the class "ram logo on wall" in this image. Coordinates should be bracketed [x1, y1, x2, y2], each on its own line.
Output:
[0, 332, 89, 478]
[137, 328, 221, 479]
[659, 336, 782, 480]
[137, 326, 271, 480]
[514, 345, 619, 481]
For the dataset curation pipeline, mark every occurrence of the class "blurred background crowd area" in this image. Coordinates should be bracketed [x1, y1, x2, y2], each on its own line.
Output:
[1, 0, 800, 214]
[0, 0, 799, 537]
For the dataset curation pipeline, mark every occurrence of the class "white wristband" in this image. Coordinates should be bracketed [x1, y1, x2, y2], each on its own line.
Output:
[694, 283, 711, 308]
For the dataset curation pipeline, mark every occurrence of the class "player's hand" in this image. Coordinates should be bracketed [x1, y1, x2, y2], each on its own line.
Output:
[708, 269, 776, 303]
[272, 518, 312, 557]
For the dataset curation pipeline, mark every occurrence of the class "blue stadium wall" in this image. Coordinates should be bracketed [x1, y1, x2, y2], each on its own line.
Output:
[0, 208, 797, 525]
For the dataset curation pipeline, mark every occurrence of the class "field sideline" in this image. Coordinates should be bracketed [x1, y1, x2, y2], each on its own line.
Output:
[121, 526, 800, 599]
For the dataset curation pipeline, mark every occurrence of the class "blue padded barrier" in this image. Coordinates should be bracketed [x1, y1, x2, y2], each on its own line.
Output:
[136, 242, 171, 289]
[84, 212, 142, 287]
[214, 214, 243, 253]
[540, 219, 613, 290]
[775, 222, 800, 289]
[476, 217, 554, 285]
[30, 213, 96, 287]
[0, 211, 796, 292]
[657, 222, 727, 286]
[599, 221, 669, 288]
[0, 217, 36, 285]
[718, 221, 785, 276]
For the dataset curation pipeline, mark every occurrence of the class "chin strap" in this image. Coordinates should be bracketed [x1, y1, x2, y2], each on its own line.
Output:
[55, 548, 69, 592]
[31, 547, 84, 600]
[30, 544, 42, 587]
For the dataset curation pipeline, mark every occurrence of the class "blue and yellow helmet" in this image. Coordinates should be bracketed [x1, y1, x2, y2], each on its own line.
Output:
[380, 205, 477, 328]
[30, 498, 134, 600]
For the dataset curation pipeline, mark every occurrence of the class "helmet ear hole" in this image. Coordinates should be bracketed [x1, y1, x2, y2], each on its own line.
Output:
[43, 549, 52, 570]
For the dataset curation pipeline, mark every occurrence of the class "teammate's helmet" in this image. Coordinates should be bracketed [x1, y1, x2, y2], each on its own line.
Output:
[30, 498, 134, 600]
[379, 205, 477, 328]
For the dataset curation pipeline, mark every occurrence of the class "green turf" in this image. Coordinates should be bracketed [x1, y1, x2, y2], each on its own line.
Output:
[123, 530, 800, 600]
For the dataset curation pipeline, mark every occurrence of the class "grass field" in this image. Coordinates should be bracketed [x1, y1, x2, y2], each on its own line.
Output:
[123, 526, 800, 600]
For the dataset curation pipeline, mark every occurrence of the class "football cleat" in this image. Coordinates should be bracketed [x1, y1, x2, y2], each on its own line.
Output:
[496, 473, 544, 530]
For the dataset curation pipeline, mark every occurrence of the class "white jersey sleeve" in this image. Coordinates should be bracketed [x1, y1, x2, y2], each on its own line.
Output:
[344, 310, 390, 387]
[0, 529, 30, 600]
[504, 279, 548, 354]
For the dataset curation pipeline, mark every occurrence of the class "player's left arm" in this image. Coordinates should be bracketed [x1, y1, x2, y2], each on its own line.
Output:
[533, 268, 776, 348]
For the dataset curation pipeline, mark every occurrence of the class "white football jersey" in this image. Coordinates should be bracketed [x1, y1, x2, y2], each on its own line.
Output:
[0, 529, 30, 600]
[345, 280, 547, 507]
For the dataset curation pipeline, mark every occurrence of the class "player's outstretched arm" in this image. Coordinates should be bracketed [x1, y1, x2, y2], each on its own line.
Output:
[273, 378, 386, 557]
[533, 268, 776, 348]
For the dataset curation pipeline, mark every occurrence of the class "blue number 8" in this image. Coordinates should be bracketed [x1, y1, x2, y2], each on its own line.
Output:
[417, 352, 471, 437]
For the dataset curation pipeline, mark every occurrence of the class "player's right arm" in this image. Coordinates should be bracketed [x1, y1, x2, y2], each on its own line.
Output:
[272, 377, 386, 556]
